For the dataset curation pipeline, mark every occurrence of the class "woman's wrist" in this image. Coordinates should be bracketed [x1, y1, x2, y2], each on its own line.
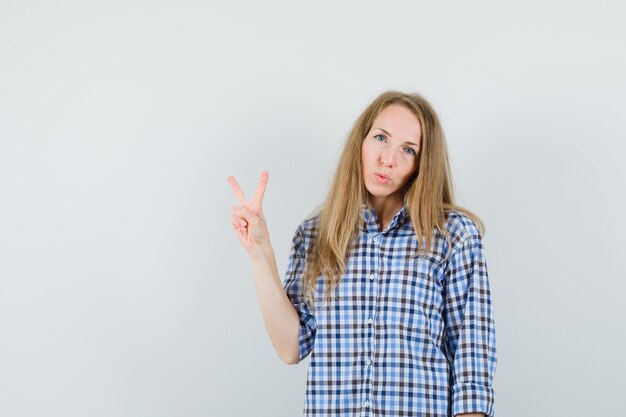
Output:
[248, 240, 274, 261]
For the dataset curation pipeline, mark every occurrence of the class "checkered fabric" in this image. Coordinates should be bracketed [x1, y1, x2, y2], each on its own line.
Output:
[282, 204, 497, 417]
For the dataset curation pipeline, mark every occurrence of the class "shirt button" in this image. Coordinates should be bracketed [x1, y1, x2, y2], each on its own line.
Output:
[366, 359, 372, 366]
[369, 272, 376, 280]
[364, 401, 370, 408]
[367, 318, 373, 325]
[372, 236, 378, 243]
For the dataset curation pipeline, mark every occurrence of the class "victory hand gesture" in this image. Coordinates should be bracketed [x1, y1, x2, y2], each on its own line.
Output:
[227, 171, 270, 256]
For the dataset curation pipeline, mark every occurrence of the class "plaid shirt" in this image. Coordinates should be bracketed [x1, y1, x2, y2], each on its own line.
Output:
[282, 204, 497, 417]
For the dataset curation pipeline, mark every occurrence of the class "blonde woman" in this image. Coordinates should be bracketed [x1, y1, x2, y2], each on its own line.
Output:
[228, 90, 497, 417]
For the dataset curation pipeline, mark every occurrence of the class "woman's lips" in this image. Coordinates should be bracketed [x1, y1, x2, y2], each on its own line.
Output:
[374, 173, 390, 184]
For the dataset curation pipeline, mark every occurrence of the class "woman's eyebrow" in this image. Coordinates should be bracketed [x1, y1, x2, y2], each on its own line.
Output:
[375, 127, 419, 146]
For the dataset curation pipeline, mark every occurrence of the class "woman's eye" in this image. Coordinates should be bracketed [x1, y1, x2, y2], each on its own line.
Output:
[374, 134, 386, 142]
[405, 147, 416, 156]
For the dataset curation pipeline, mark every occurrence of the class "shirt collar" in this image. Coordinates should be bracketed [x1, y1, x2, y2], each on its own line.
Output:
[361, 203, 408, 233]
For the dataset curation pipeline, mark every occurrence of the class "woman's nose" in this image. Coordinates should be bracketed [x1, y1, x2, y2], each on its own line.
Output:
[380, 148, 396, 166]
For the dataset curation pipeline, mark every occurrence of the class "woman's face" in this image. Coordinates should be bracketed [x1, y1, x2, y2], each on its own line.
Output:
[361, 104, 421, 207]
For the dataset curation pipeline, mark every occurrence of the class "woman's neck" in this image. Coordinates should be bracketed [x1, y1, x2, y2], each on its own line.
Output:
[370, 194, 404, 231]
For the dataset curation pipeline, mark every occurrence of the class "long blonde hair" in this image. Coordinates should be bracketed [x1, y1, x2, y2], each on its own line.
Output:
[302, 90, 484, 309]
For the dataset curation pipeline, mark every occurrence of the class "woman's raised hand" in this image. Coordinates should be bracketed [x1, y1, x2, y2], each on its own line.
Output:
[227, 171, 271, 256]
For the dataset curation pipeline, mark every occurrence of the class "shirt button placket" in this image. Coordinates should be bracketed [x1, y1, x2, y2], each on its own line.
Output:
[363, 233, 380, 416]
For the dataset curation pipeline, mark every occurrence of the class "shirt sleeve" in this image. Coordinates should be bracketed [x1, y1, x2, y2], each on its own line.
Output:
[282, 225, 317, 363]
[444, 228, 497, 416]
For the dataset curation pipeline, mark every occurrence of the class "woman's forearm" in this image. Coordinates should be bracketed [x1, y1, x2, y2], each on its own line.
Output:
[249, 243, 301, 364]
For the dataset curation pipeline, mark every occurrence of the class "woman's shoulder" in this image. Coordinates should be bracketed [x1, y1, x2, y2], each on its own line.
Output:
[302, 208, 322, 229]
[442, 208, 483, 247]
[290, 208, 322, 254]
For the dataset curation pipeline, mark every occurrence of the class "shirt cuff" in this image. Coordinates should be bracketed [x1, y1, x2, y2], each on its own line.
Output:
[451, 382, 495, 416]
[294, 300, 316, 362]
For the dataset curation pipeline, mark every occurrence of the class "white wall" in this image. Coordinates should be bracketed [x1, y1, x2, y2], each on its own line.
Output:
[1, 1, 624, 416]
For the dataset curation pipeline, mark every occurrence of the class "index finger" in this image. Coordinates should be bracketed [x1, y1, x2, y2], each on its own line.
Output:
[227, 176, 247, 205]
[252, 171, 269, 205]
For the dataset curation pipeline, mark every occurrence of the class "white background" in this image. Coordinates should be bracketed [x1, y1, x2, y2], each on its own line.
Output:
[1, 1, 625, 416]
